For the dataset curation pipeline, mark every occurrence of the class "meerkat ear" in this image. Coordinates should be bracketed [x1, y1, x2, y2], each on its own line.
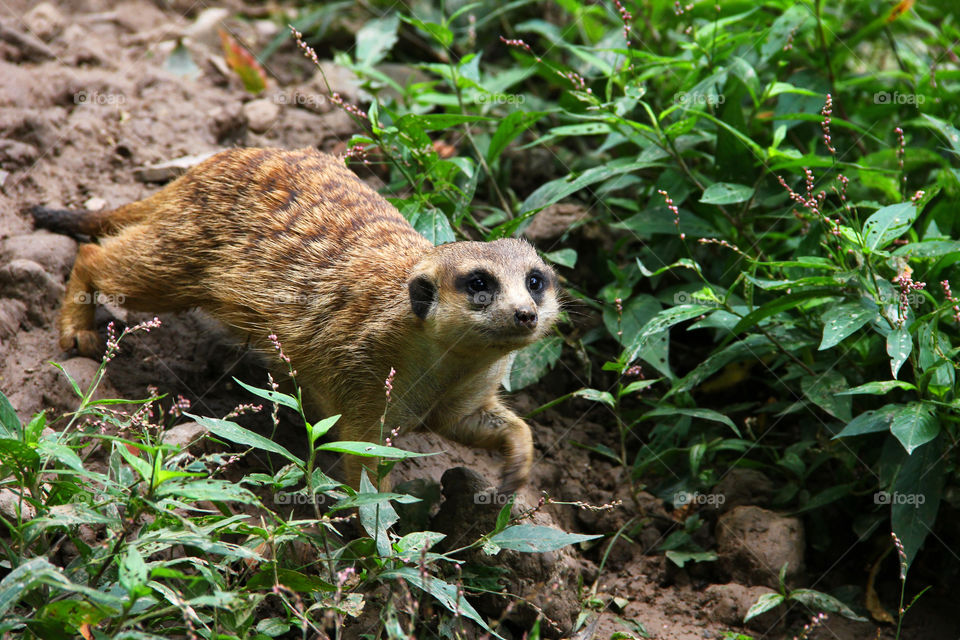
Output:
[408, 274, 436, 319]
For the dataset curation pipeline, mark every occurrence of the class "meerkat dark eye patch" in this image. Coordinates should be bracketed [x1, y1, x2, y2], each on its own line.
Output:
[456, 270, 500, 306]
[527, 269, 548, 303]
[409, 275, 436, 319]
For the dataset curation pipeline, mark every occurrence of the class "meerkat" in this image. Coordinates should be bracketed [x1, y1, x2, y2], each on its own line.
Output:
[32, 147, 560, 493]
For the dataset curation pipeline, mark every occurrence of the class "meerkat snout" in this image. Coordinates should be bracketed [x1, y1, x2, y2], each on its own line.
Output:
[514, 307, 538, 329]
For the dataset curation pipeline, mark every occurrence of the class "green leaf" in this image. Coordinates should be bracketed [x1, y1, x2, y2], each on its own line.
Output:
[317, 441, 431, 459]
[644, 406, 741, 436]
[893, 240, 960, 258]
[410, 207, 456, 245]
[543, 248, 577, 268]
[246, 568, 335, 592]
[519, 159, 659, 215]
[233, 378, 300, 412]
[488, 524, 600, 552]
[394, 531, 446, 556]
[789, 590, 866, 622]
[732, 289, 835, 336]
[862, 203, 917, 251]
[487, 110, 545, 164]
[625, 305, 714, 364]
[744, 592, 784, 622]
[404, 17, 453, 48]
[383, 567, 500, 638]
[572, 388, 615, 408]
[836, 380, 916, 395]
[356, 14, 399, 65]
[119, 547, 148, 596]
[0, 391, 20, 438]
[157, 479, 259, 504]
[507, 336, 563, 391]
[833, 404, 902, 438]
[890, 402, 939, 454]
[185, 413, 301, 465]
[165, 40, 200, 79]
[891, 437, 944, 569]
[664, 550, 718, 568]
[887, 329, 912, 379]
[801, 371, 851, 421]
[700, 182, 754, 204]
[819, 302, 875, 350]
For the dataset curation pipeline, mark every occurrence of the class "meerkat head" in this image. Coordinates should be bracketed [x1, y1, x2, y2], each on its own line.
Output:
[407, 239, 560, 353]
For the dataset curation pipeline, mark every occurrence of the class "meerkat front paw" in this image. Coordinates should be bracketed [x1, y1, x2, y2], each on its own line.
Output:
[497, 419, 534, 494]
[60, 329, 103, 358]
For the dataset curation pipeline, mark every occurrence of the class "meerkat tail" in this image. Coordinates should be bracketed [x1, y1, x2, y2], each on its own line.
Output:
[32, 199, 158, 238]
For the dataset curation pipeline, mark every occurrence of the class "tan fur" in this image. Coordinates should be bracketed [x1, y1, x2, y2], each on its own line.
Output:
[37, 148, 560, 492]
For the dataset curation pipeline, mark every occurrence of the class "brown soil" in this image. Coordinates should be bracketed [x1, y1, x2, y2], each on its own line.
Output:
[0, 2, 950, 639]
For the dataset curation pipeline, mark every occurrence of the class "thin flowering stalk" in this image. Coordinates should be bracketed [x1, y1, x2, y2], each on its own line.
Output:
[657, 188, 684, 239]
[291, 26, 367, 121]
[892, 271, 926, 328]
[821, 94, 836, 154]
[614, 0, 633, 46]
[941, 280, 960, 324]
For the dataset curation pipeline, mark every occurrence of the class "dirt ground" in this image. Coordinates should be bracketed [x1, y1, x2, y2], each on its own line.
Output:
[0, 2, 952, 639]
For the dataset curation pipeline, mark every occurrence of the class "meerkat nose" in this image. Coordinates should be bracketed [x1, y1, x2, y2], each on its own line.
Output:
[514, 307, 538, 330]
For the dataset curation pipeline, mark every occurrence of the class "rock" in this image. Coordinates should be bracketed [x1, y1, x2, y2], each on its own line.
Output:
[208, 103, 245, 143]
[1, 230, 77, 279]
[0, 298, 26, 339]
[717, 506, 804, 589]
[0, 488, 36, 520]
[703, 583, 781, 632]
[0, 138, 38, 170]
[430, 467, 580, 638]
[523, 203, 590, 242]
[84, 197, 107, 212]
[161, 420, 208, 450]
[22, 2, 65, 41]
[133, 151, 218, 183]
[710, 469, 776, 514]
[182, 7, 231, 49]
[242, 98, 281, 134]
[0, 259, 63, 323]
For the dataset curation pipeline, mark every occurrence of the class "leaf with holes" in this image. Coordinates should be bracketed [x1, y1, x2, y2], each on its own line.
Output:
[819, 302, 875, 350]
[862, 203, 917, 251]
[887, 328, 912, 379]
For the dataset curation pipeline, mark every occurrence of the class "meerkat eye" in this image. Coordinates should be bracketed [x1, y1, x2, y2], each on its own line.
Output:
[467, 277, 488, 293]
[527, 273, 544, 292]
